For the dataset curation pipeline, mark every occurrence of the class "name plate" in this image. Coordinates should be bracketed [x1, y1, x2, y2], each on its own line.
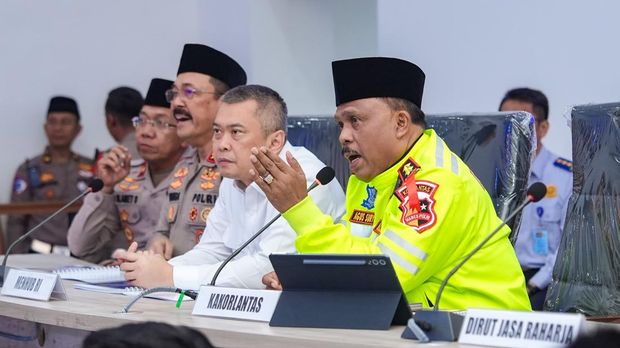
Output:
[458, 308, 584, 347]
[193, 285, 281, 322]
[1, 268, 66, 301]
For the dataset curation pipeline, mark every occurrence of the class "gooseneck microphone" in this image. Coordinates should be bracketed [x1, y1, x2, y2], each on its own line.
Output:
[434, 182, 547, 310]
[0, 178, 104, 287]
[404, 182, 547, 342]
[209, 166, 336, 286]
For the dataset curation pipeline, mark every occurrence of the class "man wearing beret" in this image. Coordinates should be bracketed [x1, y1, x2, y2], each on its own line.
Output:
[147, 44, 247, 258]
[68, 79, 187, 263]
[254, 57, 530, 310]
[6, 96, 94, 255]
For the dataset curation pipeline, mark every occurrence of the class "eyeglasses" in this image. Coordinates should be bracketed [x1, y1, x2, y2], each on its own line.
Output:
[132, 116, 177, 131]
[164, 87, 220, 102]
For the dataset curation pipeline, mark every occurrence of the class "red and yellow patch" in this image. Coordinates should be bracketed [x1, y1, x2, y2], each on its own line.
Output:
[398, 158, 421, 182]
[40, 172, 55, 183]
[170, 179, 183, 190]
[120, 210, 129, 222]
[136, 164, 147, 178]
[395, 180, 439, 233]
[201, 168, 220, 181]
[119, 181, 139, 191]
[200, 207, 212, 223]
[188, 207, 198, 222]
[194, 229, 204, 244]
[200, 181, 215, 190]
[123, 226, 134, 241]
[79, 162, 94, 172]
[349, 209, 375, 226]
[167, 204, 177, 223]
[373, 220, 383, 235]
[174, 167, 189, 178]
[207, 153, 215, 163]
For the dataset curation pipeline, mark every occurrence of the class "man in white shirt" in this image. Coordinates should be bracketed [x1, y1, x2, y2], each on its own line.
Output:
[119, 85, 346, 289]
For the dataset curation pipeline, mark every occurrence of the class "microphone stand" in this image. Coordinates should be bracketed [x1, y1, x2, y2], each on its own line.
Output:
[403, 195, 539, 342]
[1, 192, 90, 287]
[209, 179, 323, 286]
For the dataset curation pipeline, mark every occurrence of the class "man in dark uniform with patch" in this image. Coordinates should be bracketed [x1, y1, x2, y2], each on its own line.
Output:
[6, 96, 94, 254]
[148, 44, 247, 258]
[499, 87, 573, 310]
[68, 79, 187, 263]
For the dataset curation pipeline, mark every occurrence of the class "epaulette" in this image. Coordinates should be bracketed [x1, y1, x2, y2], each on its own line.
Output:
[553, 157, 572, 172]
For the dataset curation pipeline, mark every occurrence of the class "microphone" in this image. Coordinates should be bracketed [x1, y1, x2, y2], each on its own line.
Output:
[209, 166, 336, 286]
[403, 182, 547, 342]
[0, 178, 104, 287]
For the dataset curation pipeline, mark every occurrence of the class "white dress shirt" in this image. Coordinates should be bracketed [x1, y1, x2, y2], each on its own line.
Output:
[515, 145, 573, 288]
[169, 142, 346, 290]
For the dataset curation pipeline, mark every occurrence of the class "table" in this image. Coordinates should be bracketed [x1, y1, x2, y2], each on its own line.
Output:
[0, 254, 616, 348]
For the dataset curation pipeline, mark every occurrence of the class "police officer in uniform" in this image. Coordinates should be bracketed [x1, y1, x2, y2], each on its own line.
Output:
[7, 96, 94, 254]
[148, 44, 247, 258]
[500, 87, 572, 310]
[68, 79, 188, 263]
[256, 58, 530, 310]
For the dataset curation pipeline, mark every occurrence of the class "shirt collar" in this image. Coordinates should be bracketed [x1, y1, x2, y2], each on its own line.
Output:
[531, 145, 551, 179]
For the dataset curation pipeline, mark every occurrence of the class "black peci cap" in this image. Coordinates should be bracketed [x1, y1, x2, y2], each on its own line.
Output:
[144, 78, 173, 108]
[331, 57, 425, 108]
[48, 96, 80, 120]
[177, 44, 247, 89]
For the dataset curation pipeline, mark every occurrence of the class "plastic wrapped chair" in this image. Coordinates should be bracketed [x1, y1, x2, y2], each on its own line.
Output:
[545, 102, 620, 315]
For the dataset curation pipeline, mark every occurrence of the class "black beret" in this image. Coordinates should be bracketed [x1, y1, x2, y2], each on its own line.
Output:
[48, 96, 80, 120]
[332, 57, 425, 108]
[177, 44, 247, 89]
[144, 78, 173, 108]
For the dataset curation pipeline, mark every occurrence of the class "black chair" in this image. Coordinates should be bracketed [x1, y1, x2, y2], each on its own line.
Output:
[545, 102, 620, 315]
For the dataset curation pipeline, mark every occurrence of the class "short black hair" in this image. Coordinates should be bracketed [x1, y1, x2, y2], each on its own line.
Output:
[82, 322, 214, 348]
[382, 97, 426, 127]
[220, 84, 288, 136]
[499, 87, 549, 121]
[105, 86, 144, 127]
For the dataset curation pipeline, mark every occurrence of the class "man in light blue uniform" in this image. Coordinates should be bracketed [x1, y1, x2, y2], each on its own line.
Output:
[499, 88, 572, 310]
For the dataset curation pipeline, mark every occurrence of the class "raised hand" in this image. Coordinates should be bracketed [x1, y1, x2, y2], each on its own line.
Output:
[97, 146, 131, 194]
[249, 147, 308, 213]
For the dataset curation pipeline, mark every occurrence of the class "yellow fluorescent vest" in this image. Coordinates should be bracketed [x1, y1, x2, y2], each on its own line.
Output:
[283, 129, 531, 311]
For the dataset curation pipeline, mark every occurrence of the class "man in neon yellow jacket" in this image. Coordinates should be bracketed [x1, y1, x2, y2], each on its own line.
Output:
[250, 57, 530, 311]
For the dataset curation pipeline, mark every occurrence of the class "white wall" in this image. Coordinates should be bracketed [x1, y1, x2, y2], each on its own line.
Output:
[2, 0, 618, 210]
[244, 0, 377, 115]
[0, 0, 378, 207]
[0, 0, 207, 203]
[378, 0, 620, 159]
